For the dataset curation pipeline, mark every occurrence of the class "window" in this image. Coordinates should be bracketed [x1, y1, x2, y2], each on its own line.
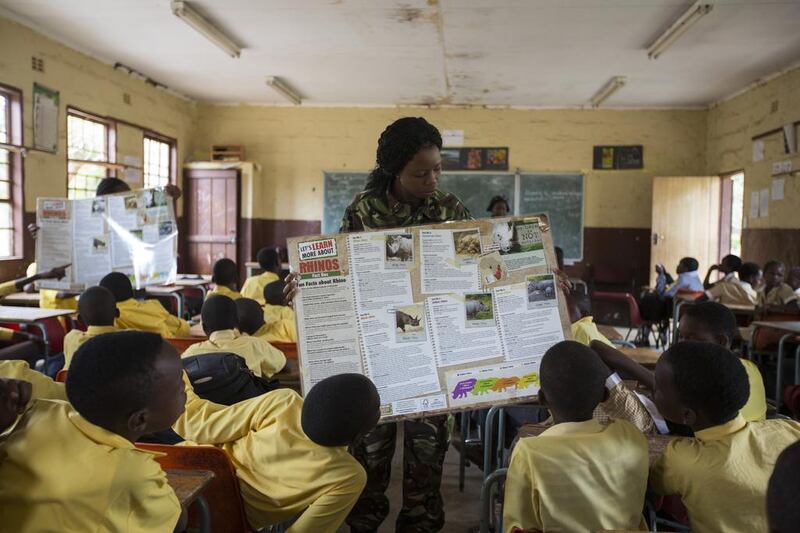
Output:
[729, 172, 744, 256]
[0, 84, 22, 259]
[67, 109, 115, 199]
[143, 134, 174, 188]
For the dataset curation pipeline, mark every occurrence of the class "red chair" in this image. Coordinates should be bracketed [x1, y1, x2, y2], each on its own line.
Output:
[136, 443, 253, 533]
[591, 291, 647, 343]
[55, 369, 68, 383]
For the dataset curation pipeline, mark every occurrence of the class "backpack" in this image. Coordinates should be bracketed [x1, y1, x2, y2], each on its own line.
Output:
[182, 352, 280, 405]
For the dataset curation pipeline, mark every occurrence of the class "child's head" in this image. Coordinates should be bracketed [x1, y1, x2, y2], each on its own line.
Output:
[301, 373, 380, 447]
[201, 295, 238, 335]
[78, 286, 118, 327]
[738, 261, 763, 287]
[720, 254, 742, 275]
[235, 298, 265, 335]
[540, 340, 609, 422]
[66, 331, 186, 441]
[788, 266, 800, 291]
[653, 341, 748, 430]
[767, 441, 800, 533]
[263, 280, 286, 306]
[763, 260, 786, 291]
[211, 258, 239, 289]
[676, 257, 699, 274]
[679, 301, 737, 348]
[99, 272, 134, 302]
[257, 247, 280, 274]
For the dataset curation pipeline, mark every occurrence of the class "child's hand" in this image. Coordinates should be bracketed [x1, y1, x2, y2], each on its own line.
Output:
[552, 268, 572, 295]
[164, 184, 182, 200]
[0, 378, 32, 433]
[26, 223, 40, 240]
[40, 264, 70, 280]
[283, 272, 299, 307]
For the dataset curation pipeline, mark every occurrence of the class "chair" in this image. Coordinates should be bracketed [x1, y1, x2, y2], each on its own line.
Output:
[55, 369, 68, 383]
[587, 263, 637, 294]
[271, 342, 297, 359]
[591, 291, 653, 345]
[136, 443, 253, 533]
[479, 467, 507, 533]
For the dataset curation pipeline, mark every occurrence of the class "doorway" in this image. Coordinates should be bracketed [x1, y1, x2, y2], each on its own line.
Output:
[183, 168, 240, 275]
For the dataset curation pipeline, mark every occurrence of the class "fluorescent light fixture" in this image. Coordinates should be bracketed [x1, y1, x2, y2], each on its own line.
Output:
[266, 76, 302, 105]
[590, 76, 627, 108]
[647, 1, 713, 60]
[171, 1, 241, 58]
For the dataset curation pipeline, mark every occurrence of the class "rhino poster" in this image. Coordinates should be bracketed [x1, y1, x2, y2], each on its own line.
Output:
[288, 214, 571, 422]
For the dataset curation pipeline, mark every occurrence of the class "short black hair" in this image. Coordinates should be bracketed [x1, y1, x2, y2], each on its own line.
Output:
[764, 260, 784, 274]
[67, 331, 163, 428]
[201, 295, 238, 333]
[540, 341, 609, 418]
[662, 341, 748, 426]
[78, 286, 117, 326]
[96, 177, 132, 196]
[235, 298, 265, 335]
[681, 301, 737, 344]
[679, 257, 699, 272]
[738, 261, 761, 281]
[263, 280, 286, 306]
[211, 258, 238, 286]
[768, 440, 800, 533]
[721, 254, 742, 272]
[486, 195, 509, 212]
[301, 373, 380, 446]
[99, 272, 134, 302]
[256, 247, 279, 271]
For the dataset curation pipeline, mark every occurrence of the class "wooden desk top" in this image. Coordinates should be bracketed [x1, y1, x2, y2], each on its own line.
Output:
[0, 305, 75, 322]
[751, 321, 800, 334]
[619, 346, 662, 365]
[173, 278, 211, 287]
[0, 292, 41, 306]
[597, 325, 623, 341]
[518, 423, 675, 466]
[145, 285, 183, 295]
[725, 303, 757, 313]
[165, 469, 214, 507]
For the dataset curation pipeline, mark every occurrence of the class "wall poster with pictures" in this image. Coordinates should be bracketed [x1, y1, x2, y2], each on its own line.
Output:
[287, 214, 571, 422]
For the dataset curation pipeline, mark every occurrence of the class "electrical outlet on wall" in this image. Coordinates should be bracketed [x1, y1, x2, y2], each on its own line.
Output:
[31, 56, 44, 72]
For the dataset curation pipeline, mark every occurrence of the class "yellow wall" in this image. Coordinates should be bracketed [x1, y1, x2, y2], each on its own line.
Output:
[707, 67, 800, 229]
[190, 105, 707, 228]
[0, 16, 196, 214]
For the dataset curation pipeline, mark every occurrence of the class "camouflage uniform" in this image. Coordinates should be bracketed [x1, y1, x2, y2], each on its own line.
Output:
[341, 186, 471, 533]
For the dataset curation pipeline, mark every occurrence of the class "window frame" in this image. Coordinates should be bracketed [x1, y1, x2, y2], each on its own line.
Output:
[66, 106, 117, 198]
[143, 130, 177, 188]
[0, 82, 24, 261]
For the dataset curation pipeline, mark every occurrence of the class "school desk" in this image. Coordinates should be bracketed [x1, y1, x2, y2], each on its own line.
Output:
[597, 325, 624, 341]
[145, 285, 184, 318]
[245, 261, 290, 278]
[750, 321, 800, 411]
[0, 305, 74, 355]
[166, 469, 214, 533]
[0, 292, 41, 307]
[619, 346, 662, 366]
[174, 275, 213, 300]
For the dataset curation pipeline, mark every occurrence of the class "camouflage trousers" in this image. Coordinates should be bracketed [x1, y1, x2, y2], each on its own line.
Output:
[346, 415, 450, 533]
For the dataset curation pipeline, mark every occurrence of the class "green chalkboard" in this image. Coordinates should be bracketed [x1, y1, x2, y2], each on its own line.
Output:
[322, 171, 516, 234]
[519, 173, 584, 261]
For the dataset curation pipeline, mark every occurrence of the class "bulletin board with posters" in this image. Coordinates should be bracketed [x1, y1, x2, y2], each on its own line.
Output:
[35, 187, 178, 291]
[287, 214, 571, 422]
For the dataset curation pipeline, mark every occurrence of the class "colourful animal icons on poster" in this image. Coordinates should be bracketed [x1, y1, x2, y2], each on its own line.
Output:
[449, 372, 539, 400]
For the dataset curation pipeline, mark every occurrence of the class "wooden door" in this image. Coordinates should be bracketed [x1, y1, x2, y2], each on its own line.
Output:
[650, 176, 721, 287]
[183, 169, 239, 275]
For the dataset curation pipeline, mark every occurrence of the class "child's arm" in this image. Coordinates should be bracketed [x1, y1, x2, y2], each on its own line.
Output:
[257, 340, 287, 377]
[287, 464, 367, 533]
[703, 264, 720, 290]
[590, 340, 655, 392]
[0, 264, 70, 298]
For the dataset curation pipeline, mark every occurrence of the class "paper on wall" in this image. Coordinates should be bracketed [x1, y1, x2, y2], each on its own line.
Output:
[759, 188, 770, 218]
[752, 140, 765, 162]
[749, 191, 761, 219]
[772, 178, 785, 201]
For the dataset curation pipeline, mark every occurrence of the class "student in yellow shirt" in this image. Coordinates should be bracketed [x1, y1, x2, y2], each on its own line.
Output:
[567, 292, 613, 347]
[0, 331, 188, 532]
[702, 253, 741, 290]
[207, 257, 242, 300]
[757, 260, 800, 314]
[62, 286, 121, 368]
[0, 360, 66, 405]
[503, 340, 649, 532]
[172, 371, 378, 532]
[182, 295, 285, 377]
[260, 280, 298, 342]
[99, 271, 190, 337]
[699, 261, 761, 307]
[0, 263, 69, 299]
[767, 441, 800, 533]
[26, 261, 78, 312]
[650, 341, 800, 533]
[594, 301, 767, 422]
[240, 246, 281, 303]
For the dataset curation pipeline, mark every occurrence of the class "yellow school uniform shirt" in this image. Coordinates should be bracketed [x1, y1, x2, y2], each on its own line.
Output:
[181, 328, 286, 378]
[116, 297, 190, 338]
[503, 418, 649, 533]
[740, 358, 767, 421]
[27, 262, 78, 311]
[206, 285, 242, 300]
[650, 415, 800, 533]
[0, 399, 181, 533]
[240, 271, 280, 303]
[757, 282, 799, 307]
[570, 316, 613, 347]
[63, 325, 121, 368]
[705, 278, 758, 306]
[173, 378, 366, 533]
[0, 360, 66, 402]
[254, 303, 297, 343]
[0, 279, 18, 298]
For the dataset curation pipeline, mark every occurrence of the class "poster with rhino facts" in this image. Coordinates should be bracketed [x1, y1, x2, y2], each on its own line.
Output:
[489, 220, 546, 272]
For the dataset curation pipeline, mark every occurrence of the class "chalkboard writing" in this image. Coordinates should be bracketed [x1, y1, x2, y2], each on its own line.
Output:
[518, 173, 584, 261]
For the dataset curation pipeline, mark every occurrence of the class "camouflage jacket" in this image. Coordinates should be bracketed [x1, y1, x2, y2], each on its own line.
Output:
[339, 188, 472, 232]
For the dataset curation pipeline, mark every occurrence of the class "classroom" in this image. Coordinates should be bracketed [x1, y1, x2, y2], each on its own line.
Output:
[0, 1, 799, 532]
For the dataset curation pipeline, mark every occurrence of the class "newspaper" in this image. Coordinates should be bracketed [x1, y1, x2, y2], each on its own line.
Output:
[288, 215, 571, 422]
[35, 187, 177, 290]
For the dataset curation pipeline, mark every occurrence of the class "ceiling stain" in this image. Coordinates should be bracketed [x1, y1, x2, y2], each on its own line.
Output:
[447, 52, 485, 60]
[394, 5, 423, 23]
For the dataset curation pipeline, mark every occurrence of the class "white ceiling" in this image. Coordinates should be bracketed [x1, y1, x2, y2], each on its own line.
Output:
[2, 0, 800, 107]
